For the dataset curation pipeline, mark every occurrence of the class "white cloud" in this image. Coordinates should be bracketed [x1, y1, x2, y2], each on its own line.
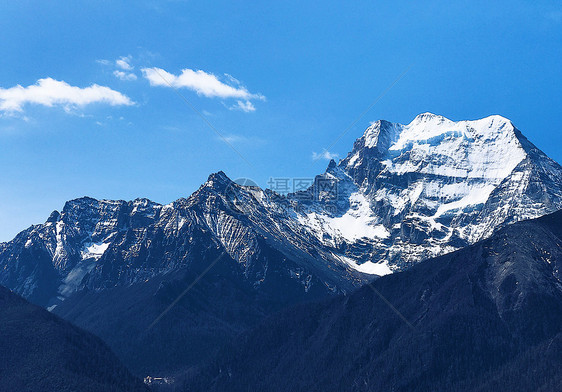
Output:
[229, 100, 256, 113]
[220, 133, 266, 146]
[312, 150, 339, 161]
[141, 67, 265, 101]
[97, 56, 138, 81]
[0, 78, 134, 113]
[113, 70, 138, 81]
[116, 55, 134, 71]
[223, 134, 244, 143]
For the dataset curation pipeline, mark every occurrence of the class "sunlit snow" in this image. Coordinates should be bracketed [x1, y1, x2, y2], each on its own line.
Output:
[80, 242, 110, 260]
[298, 193, 389, 243]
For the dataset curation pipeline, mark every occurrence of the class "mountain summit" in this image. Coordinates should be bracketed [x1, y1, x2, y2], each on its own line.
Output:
[298, 113, 562, 270]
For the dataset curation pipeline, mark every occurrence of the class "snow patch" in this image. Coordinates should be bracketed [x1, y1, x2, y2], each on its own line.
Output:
[81, 241, 110, 260]
[299, 193, 389, 242]
[339, 255, 393, 276]
[433, 184, 496, 217]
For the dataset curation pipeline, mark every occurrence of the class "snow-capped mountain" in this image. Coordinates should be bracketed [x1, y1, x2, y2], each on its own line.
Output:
[296, 113, 562, 270]
[1, 113, 562, 308]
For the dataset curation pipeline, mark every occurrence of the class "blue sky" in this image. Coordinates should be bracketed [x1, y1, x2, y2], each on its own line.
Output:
[1, 0, 561, 241]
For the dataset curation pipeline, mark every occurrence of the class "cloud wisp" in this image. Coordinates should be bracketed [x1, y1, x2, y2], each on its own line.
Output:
[98, 55, 138, 81]
[113, 70, 138, 81]
[0, 78, 134, 113]
[220, 133, 265, 145]
[116, 55, 134, 71]
[229, 100, 256, 113]
[114, 56, 137, 80]
[141, 67, 264, 111]
[312, 150, 339, 161]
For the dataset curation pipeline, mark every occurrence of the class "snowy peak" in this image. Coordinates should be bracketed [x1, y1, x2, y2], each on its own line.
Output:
[315, 113, 562, 268]
[409, 112, 511, 127]
[411, 111, 446, 122]
[206, 171, 233, 187]
[390, 114, 525, 179]
[398, 113, 516, 148]
[342, 113, 527, 184]
[190, 171, 237, 202]
[349, 119, 400, 156]
[356, 113, 518, 153]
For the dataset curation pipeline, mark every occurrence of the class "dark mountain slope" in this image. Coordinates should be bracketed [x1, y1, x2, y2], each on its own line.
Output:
[469, 331, 562, 392]
[53, 233, 332, 376]
[0, 286, 147, 392]
[188, 210, 562, 392]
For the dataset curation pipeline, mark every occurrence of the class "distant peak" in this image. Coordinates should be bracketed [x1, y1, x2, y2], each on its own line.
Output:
[410, 112, 514, 128]
[203, 171, 234, 192]
[361, 119, 400, 150]
[70, 196, 98, 203]
[46, 210, 60, 223]
[207, 171, 232, 183]
[411, 112, 450, 124]
[63, 196, 99, 211]
[132, 198, 158, 207]
[416, 112, 439, 118]
[477, 114, 512, 126]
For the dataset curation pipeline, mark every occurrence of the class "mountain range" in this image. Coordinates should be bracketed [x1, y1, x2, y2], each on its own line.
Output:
[1, 113, 561, 383]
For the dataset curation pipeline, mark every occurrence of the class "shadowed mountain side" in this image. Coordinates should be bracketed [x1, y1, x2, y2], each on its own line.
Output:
[0, 286, 147, 392]
[187, 210, 562, 392]
[53, 236, 333, 376]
